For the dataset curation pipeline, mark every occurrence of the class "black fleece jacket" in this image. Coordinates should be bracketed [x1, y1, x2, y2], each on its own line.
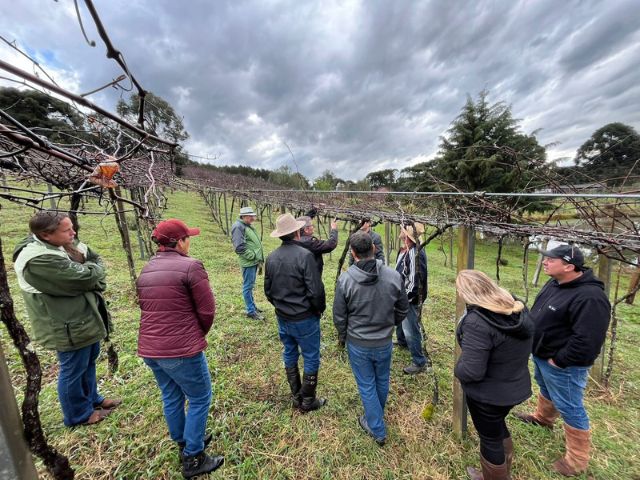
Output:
[264, 240, 326, 321]
[455, 306, 533, 406]
[530, 269, 611, 368]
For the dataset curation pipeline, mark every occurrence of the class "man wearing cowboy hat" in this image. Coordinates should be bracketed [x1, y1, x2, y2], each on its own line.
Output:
[264, 213, 327, 412]
[396, 223, 429, 374]
[231, 206, 265, 320]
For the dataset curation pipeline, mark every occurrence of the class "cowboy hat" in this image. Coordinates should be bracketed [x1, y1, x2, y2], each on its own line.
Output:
[270, 213, 306, 238]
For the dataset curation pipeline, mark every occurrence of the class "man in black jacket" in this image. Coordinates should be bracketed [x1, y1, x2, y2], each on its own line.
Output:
[348, 218, 385, 266]
[294, 215, 338, 276]
[334, 231, 409, 445]
[264, 213, 327, 412]
[515, 245, 610, 477]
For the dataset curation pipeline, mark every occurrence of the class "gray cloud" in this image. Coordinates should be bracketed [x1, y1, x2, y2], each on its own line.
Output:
[1, 0, 639, 181]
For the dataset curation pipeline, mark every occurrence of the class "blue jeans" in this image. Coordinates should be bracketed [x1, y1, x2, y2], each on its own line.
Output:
[143, 352, 212, 456]
[533, 355, 590, 430]
[242, 265, 258, 314]
[398, 303, 426, 366]
[277, 316, 321, 373]
[348, 341, 393, 440]
[57, 341, 104, 426]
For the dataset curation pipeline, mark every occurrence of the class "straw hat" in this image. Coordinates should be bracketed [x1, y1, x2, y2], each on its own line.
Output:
[401, 222, 425, 244]
[270, 213, 306, 238]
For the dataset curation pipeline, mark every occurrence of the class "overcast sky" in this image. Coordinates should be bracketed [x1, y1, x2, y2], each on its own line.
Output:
[1, 0, 639, 180]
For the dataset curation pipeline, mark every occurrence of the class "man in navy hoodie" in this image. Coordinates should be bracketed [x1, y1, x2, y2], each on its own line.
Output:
[515, 245, 610, 477]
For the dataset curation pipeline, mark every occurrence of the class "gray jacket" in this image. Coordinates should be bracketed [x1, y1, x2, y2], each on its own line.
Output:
[333, 259, 409, 348]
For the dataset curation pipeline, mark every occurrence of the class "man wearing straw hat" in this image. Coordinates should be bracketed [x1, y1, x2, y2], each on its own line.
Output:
[265, 213, 327, 412]
[395, 222, 429, 374]
[231, 206, 265, 320]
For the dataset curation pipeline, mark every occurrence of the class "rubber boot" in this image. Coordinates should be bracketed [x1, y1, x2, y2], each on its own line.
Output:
[285, 365, 302, 408]
[182, 451, 224, 479]
[552, 424, 591, 476]
[299, 371, 326, 412]
[514, 393, 559, 429]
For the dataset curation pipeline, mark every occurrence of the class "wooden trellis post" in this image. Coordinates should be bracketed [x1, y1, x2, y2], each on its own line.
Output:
[222, 193, 230, 236]
[591, 254, 612, 383]
[453, 225, 475, 437]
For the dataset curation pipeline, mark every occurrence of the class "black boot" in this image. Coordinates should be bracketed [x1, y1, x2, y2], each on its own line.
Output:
[177, 433, 213, 457]
[182, 451, 224, 479]
[299, 371, 326, 412]
[285, 365, 302, 408]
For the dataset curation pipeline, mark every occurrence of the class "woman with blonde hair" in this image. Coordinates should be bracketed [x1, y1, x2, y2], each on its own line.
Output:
[455, 270, 533, 480]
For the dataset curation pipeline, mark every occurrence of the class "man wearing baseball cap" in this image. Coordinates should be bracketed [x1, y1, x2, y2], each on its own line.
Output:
[515, 244, 610, 477]
[264, 213, 327, 412]
[231, 207, 265, 320]
[137, 219, 224, 477]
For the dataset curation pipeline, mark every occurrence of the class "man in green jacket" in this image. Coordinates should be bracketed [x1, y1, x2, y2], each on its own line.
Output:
[13, 212, 121, 427]
[231, 206, 265, 320]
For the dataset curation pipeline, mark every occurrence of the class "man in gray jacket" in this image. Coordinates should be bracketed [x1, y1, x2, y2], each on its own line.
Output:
[333, 231, 409, 445]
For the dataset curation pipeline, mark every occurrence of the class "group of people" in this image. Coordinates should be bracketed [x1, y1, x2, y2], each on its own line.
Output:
[12, 210, 611, 479]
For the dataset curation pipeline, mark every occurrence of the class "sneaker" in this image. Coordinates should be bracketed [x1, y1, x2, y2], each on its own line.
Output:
[403, 363, 428, 375]
[246, 311, 265, 320]
[357, 415, 386, 446]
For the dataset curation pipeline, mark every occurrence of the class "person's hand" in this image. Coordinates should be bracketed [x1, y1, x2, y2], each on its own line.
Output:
[331, 219, 338, 230]
[548, 358, 559, 368]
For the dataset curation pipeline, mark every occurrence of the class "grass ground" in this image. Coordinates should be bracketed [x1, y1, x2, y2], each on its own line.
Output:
[1, 188, 639, 479]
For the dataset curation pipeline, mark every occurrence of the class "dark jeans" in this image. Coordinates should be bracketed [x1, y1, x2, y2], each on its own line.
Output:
[397, 303, 426, 366]
[277, 316, 321, 373]
[57, 341, 104, 426]
[466, 395, 515, 465]
[143, 352, 212, 457]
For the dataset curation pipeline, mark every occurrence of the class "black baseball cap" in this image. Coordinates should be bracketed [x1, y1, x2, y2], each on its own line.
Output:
[539, 244, 585, 271]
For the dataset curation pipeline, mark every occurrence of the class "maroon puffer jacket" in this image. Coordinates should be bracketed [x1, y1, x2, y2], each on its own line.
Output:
[137, 249, 215, 358]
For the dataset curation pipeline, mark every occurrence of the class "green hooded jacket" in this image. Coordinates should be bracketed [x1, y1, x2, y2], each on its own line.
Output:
[13, 235, 111, 352]
[231, 219, 264, 268]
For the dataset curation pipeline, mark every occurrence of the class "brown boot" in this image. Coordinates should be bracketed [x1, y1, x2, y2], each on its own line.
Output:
[466, 454, 511, 480]
[503, 437, 513, 472]
[514, 394, 559, 429]
[552, 424, 591, 476]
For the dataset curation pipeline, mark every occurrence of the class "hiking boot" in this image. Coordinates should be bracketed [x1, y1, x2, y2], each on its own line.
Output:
[299, 372, 326, 412]
[403, 363, 428, 375]
[357, 415, 386, 446]
[78, 408, 113, 426]
[182, 451, 224, 479]
[177, 433, 213, 457]
[246, 311, 265, 320]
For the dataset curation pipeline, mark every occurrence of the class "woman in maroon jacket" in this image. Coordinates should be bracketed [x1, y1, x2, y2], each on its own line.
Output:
[137, 219, 224, 478]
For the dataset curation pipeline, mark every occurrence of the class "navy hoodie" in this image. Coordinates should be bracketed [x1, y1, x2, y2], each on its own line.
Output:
[530, 269, 611, 368]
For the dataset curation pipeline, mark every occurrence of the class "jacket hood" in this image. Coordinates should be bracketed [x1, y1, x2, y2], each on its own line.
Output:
[469, 306, 533, 340]
[346, 259, 383, 286]
[555, 268, 604, 290]
[13, 235, 37, 262]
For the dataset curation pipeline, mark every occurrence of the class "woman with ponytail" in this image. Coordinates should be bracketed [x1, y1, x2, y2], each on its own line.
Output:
[455, 270, 534, 480]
